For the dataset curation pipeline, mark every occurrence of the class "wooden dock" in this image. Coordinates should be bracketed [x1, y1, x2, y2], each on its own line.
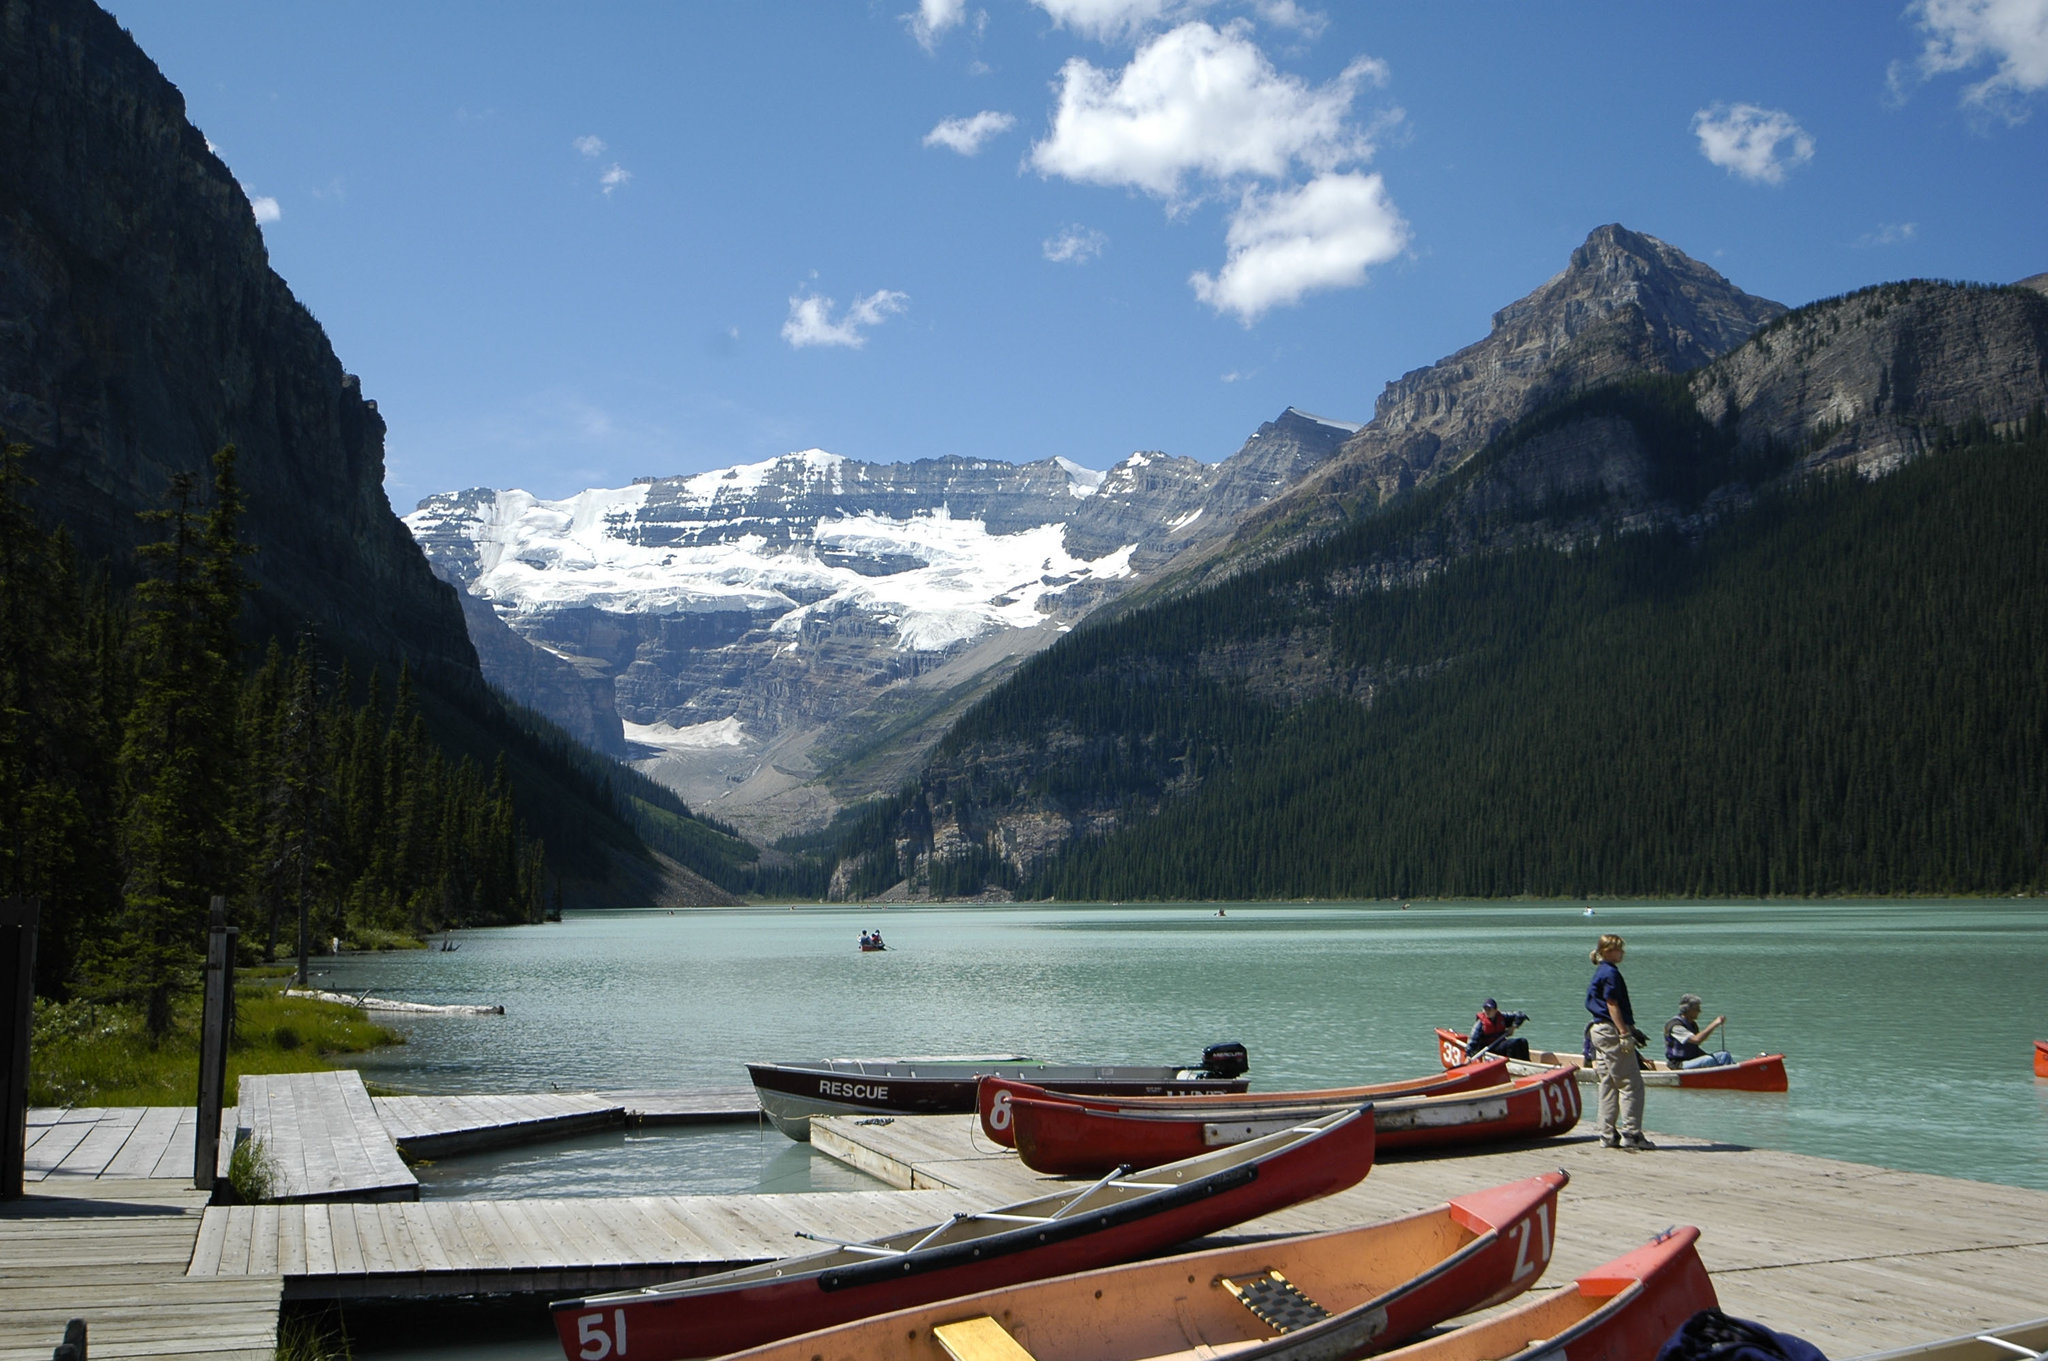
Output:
[0, 1178, 280, 1361]
[236, 1071, 420, 1202]
[188, 1187, 983, 1299]
[21, 1084, 2045, 1356]
[373, 1092, 626, 1159]
[369, 1086, 760, 1158]
[23, 1106, 225, 1183]
[604, 1085, 761, 1126]
[812, 1113, 2048, 1358]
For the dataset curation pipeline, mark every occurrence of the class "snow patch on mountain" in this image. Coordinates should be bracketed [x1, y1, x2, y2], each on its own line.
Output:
[624, 716, 749, 752]
[1055, 457, 1107, 497]
[405, 485, 1135, 654]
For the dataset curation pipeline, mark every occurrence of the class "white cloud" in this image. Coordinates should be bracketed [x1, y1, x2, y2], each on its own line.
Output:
[1032, 0, 1181, 42]
[600, 163, 632, 195]
[1906, 0, 2048, 118]
[1253, 0, 1327, 38]
[782, 289, 911, 349]
[1691, 103, 1816, 184]
[1856, 221, 1920, 247]
[907, 0, 967, 50]
[1190, 171, 1406, 323]
[1043, 224, 1109, 263]
[924, 110, 1018, 155]
[1030, 21, 1387, 204]
[573, 134, 607, 158]
[241, 186, 281, 225]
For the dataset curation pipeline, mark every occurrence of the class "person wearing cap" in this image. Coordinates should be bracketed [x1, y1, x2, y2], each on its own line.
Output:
[1466, 999, 1531, 1061]
[1585, 933, 1652, 1150]
[1664, 994, 1735, 1068]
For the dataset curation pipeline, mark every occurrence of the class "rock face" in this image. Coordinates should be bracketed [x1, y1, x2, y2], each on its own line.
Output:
[0, 0, 475, 681]
[1238, 225, 1787, 545]
[407, 413, 1362, 837]
[1692, 279, 2048, 475]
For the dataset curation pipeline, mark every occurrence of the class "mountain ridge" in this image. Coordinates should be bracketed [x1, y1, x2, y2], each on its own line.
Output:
[406, 409, 1364, 839]
[819, 263, 2048, 899]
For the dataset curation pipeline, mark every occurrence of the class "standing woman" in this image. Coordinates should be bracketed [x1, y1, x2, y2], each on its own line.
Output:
[1585, 934, 1653, 1151]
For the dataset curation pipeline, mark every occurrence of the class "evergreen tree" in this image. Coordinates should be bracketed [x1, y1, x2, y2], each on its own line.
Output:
[104, 447, 250, 1036]
[0, 438, 119, 994]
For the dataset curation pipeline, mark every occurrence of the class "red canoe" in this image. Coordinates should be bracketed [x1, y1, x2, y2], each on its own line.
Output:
[1009, 1068, 1580, 1178]
[704, 1172, 1570, 1361]
[2036, 1039, 2047, 1078]
[551, 1105, 1375, 1361]
[978, 1057, 1512, 1148]
[1436, 1027, 1790, 1092]
[1363, 1226, 1717, 1361]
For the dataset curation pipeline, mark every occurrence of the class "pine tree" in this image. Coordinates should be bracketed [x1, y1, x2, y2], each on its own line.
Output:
[105, 447, 250, 1036]
[0, 439, 120, 995]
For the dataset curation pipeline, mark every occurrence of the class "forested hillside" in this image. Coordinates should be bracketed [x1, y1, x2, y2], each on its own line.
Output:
[0, 439, 831, 1016]
[1032, 427, 2048, 898]
[836, 392, 2048, 900]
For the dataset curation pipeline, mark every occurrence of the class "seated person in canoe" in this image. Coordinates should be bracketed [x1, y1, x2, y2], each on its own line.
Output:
[1466, 998, 1532, 1060]
[1664, 993, 1736, 1068]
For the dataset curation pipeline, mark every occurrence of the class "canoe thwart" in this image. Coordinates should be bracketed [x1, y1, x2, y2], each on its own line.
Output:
[1220, 1269, 1332, 1334]
[933, 1315, 1039, 1361]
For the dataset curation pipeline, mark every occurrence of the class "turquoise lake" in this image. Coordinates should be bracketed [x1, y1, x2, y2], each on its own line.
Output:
[322, 899, 2048, 1194]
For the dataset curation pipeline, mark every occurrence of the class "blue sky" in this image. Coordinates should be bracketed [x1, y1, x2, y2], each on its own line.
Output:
[105, 1, 2048, 506]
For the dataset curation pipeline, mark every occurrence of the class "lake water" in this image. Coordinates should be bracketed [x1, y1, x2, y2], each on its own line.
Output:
[323, 899, 2048, 1192]
[326, 899, 2047, 1361]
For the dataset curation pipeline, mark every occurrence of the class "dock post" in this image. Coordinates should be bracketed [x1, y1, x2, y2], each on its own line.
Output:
[194, 897, 236, 1192]
[1, 897, 38, 1201]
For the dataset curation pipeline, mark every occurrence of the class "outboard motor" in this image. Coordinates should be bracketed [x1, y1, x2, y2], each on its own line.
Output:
[1180, 1041, 1249, 1081]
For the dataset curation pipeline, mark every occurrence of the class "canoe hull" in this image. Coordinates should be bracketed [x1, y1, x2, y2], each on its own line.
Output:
[976, 1058, 1511, 1148]
[749, 1058, 1249, 1140]
[1436, 1028, 1790, 1092]
[552, 1106, 1376, 1361]
[2035, 1039, 2047, 1078]
[1010, 1070, 1579, 1178]
[1365, 1226, 1716, 1361]
[701, 1172, 1571, 1361]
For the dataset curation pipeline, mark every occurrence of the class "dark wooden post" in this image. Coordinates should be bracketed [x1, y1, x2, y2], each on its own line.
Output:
[1, 898, 38, 1201]
[194, 897, 236, 1192]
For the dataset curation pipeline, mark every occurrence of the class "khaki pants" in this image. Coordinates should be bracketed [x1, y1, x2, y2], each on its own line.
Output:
[1590, 1021, 1645, 1140]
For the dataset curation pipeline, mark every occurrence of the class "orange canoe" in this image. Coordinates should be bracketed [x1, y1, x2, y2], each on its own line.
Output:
[1358, 1227, 1716, 1361]
[977, 1058, 1512, 1148]
[1437, 1027, 1789, 1092]
[2035, 1039, 2047, 1078]
[703, 1172, 1572, 1361]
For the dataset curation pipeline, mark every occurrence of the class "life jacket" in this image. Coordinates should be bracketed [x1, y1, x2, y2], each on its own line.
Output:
[1665, 1015, 1705, 1066]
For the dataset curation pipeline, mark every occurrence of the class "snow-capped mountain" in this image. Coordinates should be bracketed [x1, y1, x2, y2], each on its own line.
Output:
[405, 410, 1359, 837]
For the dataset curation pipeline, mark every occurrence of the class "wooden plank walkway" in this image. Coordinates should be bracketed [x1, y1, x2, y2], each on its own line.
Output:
[605, 1086, 761, 1126]
[373, 1092, 625, 1159]
[24, 1107, 235, 1183]
[0, 1178, 280, 1361]
[810, 1114, 2048, 1358]
[188, 1188, 984, 1298]
[237, 1071, 419, 1202]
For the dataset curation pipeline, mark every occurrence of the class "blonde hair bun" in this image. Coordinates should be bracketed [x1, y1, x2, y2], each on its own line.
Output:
[1589, 933, 1626, 962]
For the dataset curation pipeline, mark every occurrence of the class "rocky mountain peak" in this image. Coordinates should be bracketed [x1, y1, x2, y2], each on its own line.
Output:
[1488, 223, 1789, 372]
[1219, 225, 1786, 547]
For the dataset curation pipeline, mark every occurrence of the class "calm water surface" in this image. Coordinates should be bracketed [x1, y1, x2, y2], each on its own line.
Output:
[325, 899, 2048, 1188]
[330, 899, 2046, 1360]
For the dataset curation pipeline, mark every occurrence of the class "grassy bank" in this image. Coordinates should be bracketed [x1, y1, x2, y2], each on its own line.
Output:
[30, 972, 404, 1107]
